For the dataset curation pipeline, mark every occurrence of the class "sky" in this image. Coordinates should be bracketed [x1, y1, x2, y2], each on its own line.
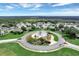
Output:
[0, 3, 79, 16]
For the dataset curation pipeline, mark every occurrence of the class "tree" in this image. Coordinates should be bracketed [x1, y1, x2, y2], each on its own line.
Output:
[63, 27, 78, 39]
[63, 27, 70, 34]
[21, 26, 26, 32]
[31, 25, 36, 30]
[10, 31, 23, 35]
[59, 24, 64, 29]
[69, 31, 76, 38]
[8, 23, 14, 27]
[2, 24, 9, 27]
[55, 25, 59, 31]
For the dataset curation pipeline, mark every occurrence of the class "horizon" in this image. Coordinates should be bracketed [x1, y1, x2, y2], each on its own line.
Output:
[0, 15, 79, 17]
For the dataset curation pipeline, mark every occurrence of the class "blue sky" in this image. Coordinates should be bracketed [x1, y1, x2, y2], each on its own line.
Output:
[0, 3, 79, 16]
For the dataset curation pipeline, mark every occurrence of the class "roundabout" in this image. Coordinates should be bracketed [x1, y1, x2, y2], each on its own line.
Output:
[0, 30, 79, 53]
[17, 30, 66, 52]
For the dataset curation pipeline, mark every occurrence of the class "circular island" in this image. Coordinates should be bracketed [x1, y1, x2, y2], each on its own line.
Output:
[27, 31, 56, 46]
[18, 30, 65, 52]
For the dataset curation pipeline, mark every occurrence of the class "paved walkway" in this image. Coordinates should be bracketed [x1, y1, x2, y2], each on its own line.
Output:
[64, 42, 79, 51]
[0, 38, 17, 44]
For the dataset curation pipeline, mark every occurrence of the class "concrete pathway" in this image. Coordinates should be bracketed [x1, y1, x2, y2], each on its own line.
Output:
[0, 38, 17, 44]
[64, 42, 79, 51]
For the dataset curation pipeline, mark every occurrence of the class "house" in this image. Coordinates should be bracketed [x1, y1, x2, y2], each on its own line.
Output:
[16, 22, 26, 28]
[0, 30, 6, 35]
[26, 22, 32, 27]
[76, 34, 79, 39]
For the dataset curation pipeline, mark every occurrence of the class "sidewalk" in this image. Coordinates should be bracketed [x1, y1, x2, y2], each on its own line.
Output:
[0, 38, 18, 44]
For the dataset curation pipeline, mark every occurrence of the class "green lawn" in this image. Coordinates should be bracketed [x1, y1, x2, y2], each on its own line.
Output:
[52, 33, 58, 41]
[46, 30, 58, 41]
[0, 30, 79, 56]
[0, 29, 58, 41]
[0, 43, 79, 56]
[0, 32, 27, 40]
[64, 37, 79, 45]
[57, 31, 79, 46]
[0, 30, 41, 40]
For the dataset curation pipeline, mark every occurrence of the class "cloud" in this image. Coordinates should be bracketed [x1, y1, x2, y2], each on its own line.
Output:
[25, 8, 79, 16]
[48, 8, 79, 16]
[36, 12, 79, 16]
[1, 9, 79, 16]
[0, 3, 42, 11]
[34, 4, 42, 8]
[52, 3, 72, 7]
[19, 3, 42, 10]
[5, 5, 14, 10]
[58, 8, 79, 12]
[19, 3, 33, 8]
[0, 8, 4, 11]
[29, 4, 42, 10]
[0, 3, 79, 16]
[0, 5, 15, 11]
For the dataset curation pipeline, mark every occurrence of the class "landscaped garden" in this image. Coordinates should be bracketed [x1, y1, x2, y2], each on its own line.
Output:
[27, 31, 58, 45]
